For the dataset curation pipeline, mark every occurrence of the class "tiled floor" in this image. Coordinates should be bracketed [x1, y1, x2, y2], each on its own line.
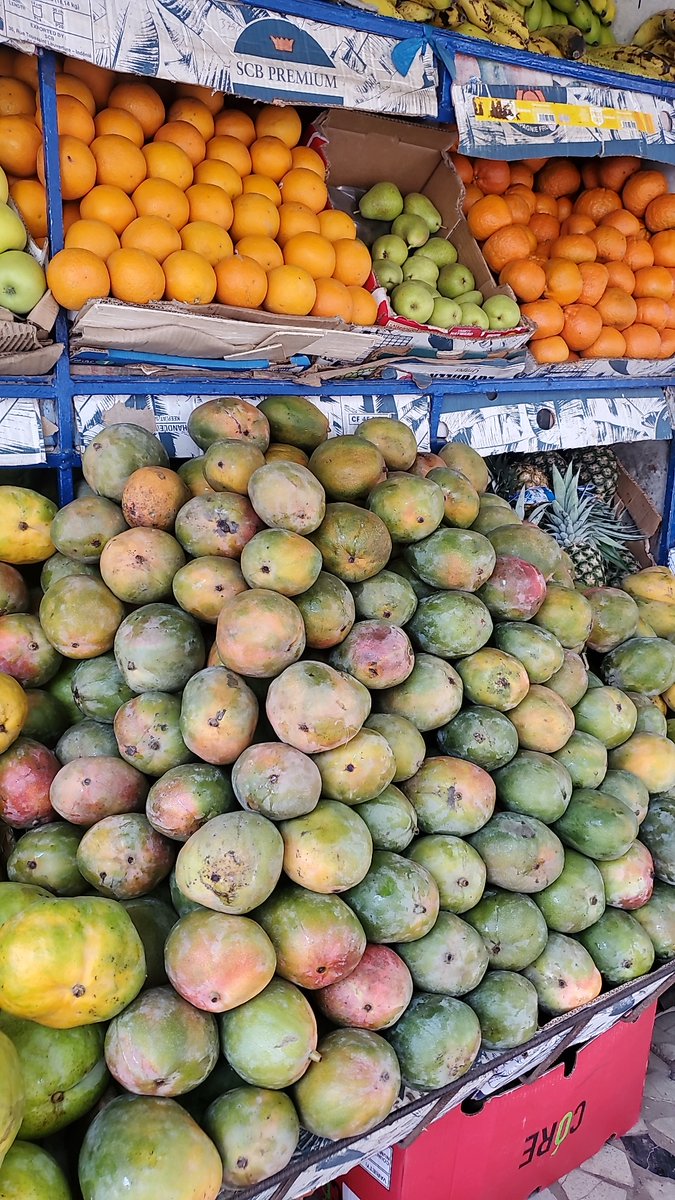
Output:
[536, 1010, 675, 1200]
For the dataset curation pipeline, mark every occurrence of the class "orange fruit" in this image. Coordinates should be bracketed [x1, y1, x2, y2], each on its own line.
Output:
[534, 193, 558, 217]
[255, 106, 302, 149]
[474, 160, 510, 195]
[623, 170, 668, 218]
[651, 231, 675, 268]
[175, 84, 224, 116]
[623, 323, 662, 359]
[600, 209, 641, 237]
[121, 216, 182, 263]
[107, 247, 165, 304]
[12, 53, 38, 88]
[659, 328, 675, 357]
[596, 287, 638, 330]
[598, 157, 640, 192]
[544, 259, 583, 305]
[65, 218, 120, 260]
[214, 254, 267, 308]
[510, 163, 534, 189]
[279, 168, 327, 214]
[163, 249, 216, 304]
[588, 226, 626, 263]
[580, 327, 627, 358]
[168, 99, 215, 142]
[578, 262, 609, 306]
[529, 213, 560, 244]
[451, 153, 474, 185]
[180, 221, 233, 266]
[264, 264, 316, 316]
[560, 215, 596, 237]
[206, 136, 252, 177]
[9, 179, 47, 239]
[310, 277, 353, 322]
[467, 195, 512, 241]
[249, 136, 293, 183]
[94, 107, 145, 147]
[185, 183, 233, 229]
[318, 210, 356, 242]
[213, 110, 256, 145]
[507, 185, 536, 216]
[277, 202, 320, 247]
[462, 183, 484, 215]
[142, 142, 193, 191]
[0, 78, 34, 117]
[46, 247, 110, 309]
[283, 232, 336, 280]
[37, 94, 94, 143]
[605, 261, 636, 294]
[537, 161, 581, 198]
[574, 188, 622, 222]
[624, 237, 654, 272]
[348, 286, 378, 326]
[108, 81, 165, 138]
[132, 178, 190, 230]
[291, 147, 326, 179]
[63, 58, 115, 109]
[550, 234, 597, 264]
[561, 303, 603, 351]
[482, 225, 534, 273]
[0, 116, 41, 177]
[557, 197, 573, 221]
[55, 74, 95, 116]
[521, 299, 565, 340]
[90, 134, 147, 194]
[193, 159, 243, 199]
[332, 239, 371, 287]
[504, 192, 532, 226]
[230, 193, 280, 241]
[529, 335, 569, 363]
[634, 265, 674, 300]
[635, 297, 669, 330]
[645, 195, 675, 233]
[499, 259, 546, 302]
[665, 302, 675, 330]
[242, 175, 281, 206]
[235, 235, 283, 272]
[38, 135, 96, 201]
[154, 121, 207, 168]
[80, 186, 136, 235]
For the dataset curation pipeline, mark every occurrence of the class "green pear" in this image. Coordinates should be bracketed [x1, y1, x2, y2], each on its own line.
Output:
[392, 281, 435, 324]
[373, 259, 404, 292]
[482, 295, 522, 331]
[402, 255, 439, 286]
[392, 214, 430, 249]
[459, 302, 490, 330]
[372, 234, 409, 266]
[438, 263, 475, 299]
[454, 289, 484, 306]
[416, 237, 457, 267]
[430, 297, 463, 329]
[359, 182, 404, 222]
[403, 193, 442, 233]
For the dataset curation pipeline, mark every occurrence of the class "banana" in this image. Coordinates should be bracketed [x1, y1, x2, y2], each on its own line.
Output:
[597, 22, 616, 42]
[537, 23, 586, 53]
[568, 0, 595, 35]
[528, 33, 565, 53]
[632, 12, 667, 45]
[526, 0, 543, 30]
[599, 0, 615, 24]
[490, 21, 529, 43]
[648, 36, 675, 55]
[455, 19, 492, 36]
[584, 44, 675, 78]
[548, 8, 569, 24]
[540, 0, 555, 25]
[660, 8, 675, 36]
[457, 0, 495, 31]
[397, 1, 435, 17]
[585, 11, 602, 42]
[442, 4, 464, 26]
[485, 0, 530, 35]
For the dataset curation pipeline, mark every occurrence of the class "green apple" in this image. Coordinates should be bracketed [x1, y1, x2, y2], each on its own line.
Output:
[0, 168, 8, 205]
[438, 263, 475, 299]
[373, 259, 403, 292]
[482, 295, 523, 331]
[417, 237, 457, 267]
[372, 234, 409, 266]
[0, 202, 27, 253]
[459, 302, 490, 330]
[402, 255, 439, 286]
[392, 214, 430, 249]
[430, 297, 463, 329]
[0, 250, 46, 315]
[359, 182, 404, 222]
[454, 289, 484, 306]
[403, 193, 442, 233]
[392, 281, 435, 324]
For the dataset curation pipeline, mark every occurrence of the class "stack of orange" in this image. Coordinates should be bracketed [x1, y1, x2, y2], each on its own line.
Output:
[454, 149, 675, 363]
[0, 50, 377, 325]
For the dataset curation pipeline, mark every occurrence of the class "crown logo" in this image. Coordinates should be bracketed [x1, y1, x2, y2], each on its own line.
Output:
[270, 35, 294, 51]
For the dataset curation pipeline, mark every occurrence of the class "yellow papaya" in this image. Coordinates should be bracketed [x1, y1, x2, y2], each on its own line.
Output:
[0, 488, 56, 565]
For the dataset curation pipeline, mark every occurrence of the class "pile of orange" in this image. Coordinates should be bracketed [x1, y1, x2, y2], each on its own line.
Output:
[454, 150, 675, 363]
[0, 50, 377, 325]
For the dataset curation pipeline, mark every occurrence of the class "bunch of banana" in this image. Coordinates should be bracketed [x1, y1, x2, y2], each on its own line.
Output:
[577, 7, 675, 79]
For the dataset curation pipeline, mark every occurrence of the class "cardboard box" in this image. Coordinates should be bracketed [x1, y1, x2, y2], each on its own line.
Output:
[344, 1002, 656, 1200]
[310, 110, 534, 365]
[0, 210, 61, 378]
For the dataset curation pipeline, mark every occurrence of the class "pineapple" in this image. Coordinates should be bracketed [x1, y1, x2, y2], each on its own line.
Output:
[569, 446, 618, 502]
[489, 451, 567, 499]
[531, 465, 641, 588]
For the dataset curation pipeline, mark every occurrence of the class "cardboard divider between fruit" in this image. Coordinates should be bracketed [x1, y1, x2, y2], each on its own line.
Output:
[0, 200, 61, 377]
[218, 961, 675, 1200]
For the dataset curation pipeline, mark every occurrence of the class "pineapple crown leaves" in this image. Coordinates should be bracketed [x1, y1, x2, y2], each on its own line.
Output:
[531, 464, 642, 559]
